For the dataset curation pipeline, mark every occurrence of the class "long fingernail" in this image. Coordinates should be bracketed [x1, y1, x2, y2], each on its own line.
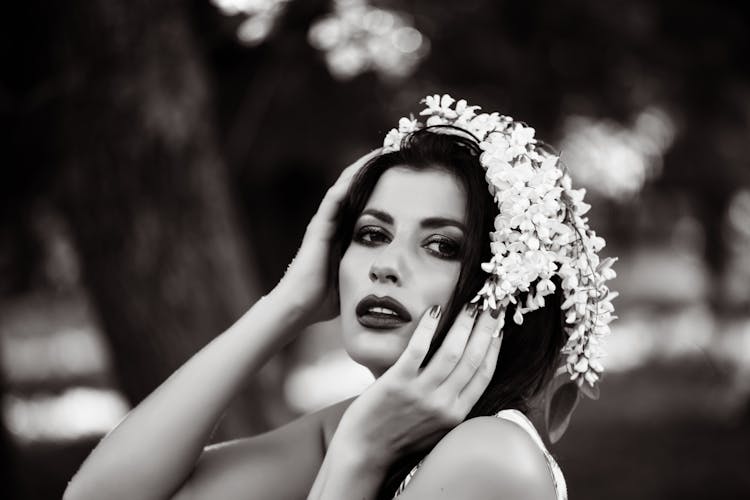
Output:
[493, 331, 504, 348]
[429, 305, 442, 318]
[492, 324, 502, 338]
[465, 303, 480, 318]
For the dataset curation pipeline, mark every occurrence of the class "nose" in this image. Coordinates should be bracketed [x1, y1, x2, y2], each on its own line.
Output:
[369, 246, 406, 285]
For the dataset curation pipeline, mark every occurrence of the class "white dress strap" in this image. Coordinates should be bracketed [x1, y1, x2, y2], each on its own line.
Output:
[495, 409, 568, 500]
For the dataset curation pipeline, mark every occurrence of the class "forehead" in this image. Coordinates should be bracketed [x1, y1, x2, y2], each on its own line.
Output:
[364, 166, 467, 223]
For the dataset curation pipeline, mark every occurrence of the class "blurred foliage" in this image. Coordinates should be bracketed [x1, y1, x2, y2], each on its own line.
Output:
[185, 0, 750, 293]
[2, 0, 749, 293]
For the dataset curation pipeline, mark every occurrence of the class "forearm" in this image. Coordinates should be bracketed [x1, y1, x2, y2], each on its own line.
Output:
[65, 285, 307, 500]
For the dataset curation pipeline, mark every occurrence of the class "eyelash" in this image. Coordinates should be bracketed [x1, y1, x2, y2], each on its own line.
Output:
[353, 226, 461, 260]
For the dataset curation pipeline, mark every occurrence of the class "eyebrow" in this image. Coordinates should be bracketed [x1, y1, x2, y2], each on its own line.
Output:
[360, 208, 466, 233]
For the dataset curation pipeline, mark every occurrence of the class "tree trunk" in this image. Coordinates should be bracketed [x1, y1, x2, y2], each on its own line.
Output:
[55, 0, 269, 438]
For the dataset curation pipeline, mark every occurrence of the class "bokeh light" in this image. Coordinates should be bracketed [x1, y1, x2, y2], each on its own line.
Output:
[308, 0, 429, 80]
[4, 388, 129, 444]
[211, 0, 291, 46]
[560, 106, 676, 200]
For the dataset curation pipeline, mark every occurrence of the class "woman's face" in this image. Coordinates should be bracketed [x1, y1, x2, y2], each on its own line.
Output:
[339, 166, 467, 376]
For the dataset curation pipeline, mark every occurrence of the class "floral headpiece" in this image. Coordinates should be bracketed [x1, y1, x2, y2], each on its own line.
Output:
[382, 95, 618, 399]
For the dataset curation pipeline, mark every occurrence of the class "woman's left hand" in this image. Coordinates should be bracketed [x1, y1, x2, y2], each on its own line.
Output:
[331, 303, 504, 470]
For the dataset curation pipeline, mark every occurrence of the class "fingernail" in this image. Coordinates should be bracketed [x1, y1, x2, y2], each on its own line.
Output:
[465, 303, 480, 318]
[429, 305, 442, 318]
[492, 324, 502, 338]
[493, 331, 504, 347]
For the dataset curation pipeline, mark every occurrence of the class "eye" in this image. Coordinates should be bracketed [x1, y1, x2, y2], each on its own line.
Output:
[424, 236, 461, 260]
[354, 226, 391, 246]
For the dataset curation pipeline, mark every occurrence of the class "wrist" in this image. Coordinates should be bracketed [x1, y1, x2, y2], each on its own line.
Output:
[247, 284, 311, 341]
[310, 436, 388, 500]
[329, 418, 392, 473]
[327, 434, 390, 478]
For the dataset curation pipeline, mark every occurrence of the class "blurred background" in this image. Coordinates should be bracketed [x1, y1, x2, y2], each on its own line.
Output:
[2, 0, 749, 498]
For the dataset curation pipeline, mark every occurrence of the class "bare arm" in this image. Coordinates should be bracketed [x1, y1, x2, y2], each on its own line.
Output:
[64, 149, 381, 500]
[170, 398, 353, 500]
[63, 286, 307, 500]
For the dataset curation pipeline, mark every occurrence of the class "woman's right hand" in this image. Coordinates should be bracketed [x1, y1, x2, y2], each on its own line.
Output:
[273, 148, 382, 325]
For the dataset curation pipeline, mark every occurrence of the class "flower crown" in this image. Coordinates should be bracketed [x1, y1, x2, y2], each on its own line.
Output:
[382, 95, 618, 398]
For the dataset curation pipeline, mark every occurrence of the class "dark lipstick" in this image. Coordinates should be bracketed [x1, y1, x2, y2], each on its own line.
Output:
[355, 295, 412, 330]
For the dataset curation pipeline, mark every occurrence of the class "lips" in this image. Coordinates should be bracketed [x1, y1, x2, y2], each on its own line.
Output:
[355, 295, 412, 330]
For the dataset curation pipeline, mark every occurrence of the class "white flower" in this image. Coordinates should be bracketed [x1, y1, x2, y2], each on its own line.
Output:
[421, 94, 458, 119]
[384, 94, 617, 399]
[481, 134, 517, 163]
[574, 357, 589, 373]
[469, 112, 502, 140]
[398, 116, 419, 133]
[383, 128, 402, 151]
[424, 115, 446, 127]
[510, 123, 536, 147]
[589, 358, 604, 373]
[537, 278, 555, 294]
[454, 99, 481, 126]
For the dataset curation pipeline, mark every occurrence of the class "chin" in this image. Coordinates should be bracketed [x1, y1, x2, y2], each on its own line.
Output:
[348, 352, 395, 377]
[342, 324, 411, 375]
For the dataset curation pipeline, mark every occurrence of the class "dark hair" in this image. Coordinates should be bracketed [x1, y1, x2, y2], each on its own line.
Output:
[330, 128, 565, 499]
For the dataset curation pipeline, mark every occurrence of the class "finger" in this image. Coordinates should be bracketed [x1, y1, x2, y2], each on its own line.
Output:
[457, 328, 504, 410]
[391, 305, 442, 377]
[337, 148, 382, 182]
[327, 147, 382, 196]
[418, 303, 479, 387]
[308, 148, 382, 232]
[440, 308, 496, 393]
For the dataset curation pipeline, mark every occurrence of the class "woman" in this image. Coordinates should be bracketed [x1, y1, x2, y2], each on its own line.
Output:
[64, 95, 615, 500]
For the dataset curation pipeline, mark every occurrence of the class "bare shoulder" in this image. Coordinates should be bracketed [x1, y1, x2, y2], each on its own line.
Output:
[172, 397, 355, 500]
[318, 396, 355, 448]
[398, 416, 557, 500]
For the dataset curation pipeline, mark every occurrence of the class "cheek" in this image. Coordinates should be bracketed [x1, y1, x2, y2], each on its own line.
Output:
[420, 263, 462, 309]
